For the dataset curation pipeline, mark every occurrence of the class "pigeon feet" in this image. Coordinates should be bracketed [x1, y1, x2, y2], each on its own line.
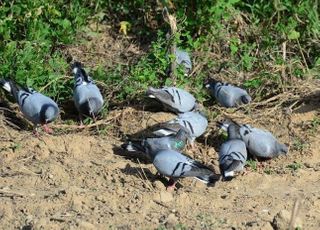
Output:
[33, 129, 40, 137]
[166, 178, 177, 191]
[42, 124, 53, 134]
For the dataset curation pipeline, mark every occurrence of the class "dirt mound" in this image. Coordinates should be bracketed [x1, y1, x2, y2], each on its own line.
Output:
[0, 95, 319, 229]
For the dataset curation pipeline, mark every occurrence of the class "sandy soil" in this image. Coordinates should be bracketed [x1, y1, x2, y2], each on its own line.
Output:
[0, 98, 319, 230]
[0, 24, 320, 230]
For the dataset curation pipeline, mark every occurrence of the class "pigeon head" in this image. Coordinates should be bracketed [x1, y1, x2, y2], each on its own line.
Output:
[40, 104, 59, 124]
[241, 95, 252, 104]
[278, 143, 289, 155]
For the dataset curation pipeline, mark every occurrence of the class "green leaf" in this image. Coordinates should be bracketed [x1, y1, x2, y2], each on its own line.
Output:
[287, 30, 300, 40]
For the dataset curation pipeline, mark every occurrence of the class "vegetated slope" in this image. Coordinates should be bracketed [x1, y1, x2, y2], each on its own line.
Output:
[1, 1, 320, 229]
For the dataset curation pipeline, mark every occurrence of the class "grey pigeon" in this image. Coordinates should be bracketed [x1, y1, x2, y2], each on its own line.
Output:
[219, 124, 247, 179]
[152, 149, 219, 190]
[0, 79, 59, 134]
[72, 62, 104, 124]
[122, 128, 189, 160]
[205, 79, 251, 108]
[146, 86, 196, 113]
[153, 111, 208, 144]
[174, 49, 192, 76]
[218, 121, 288, 159]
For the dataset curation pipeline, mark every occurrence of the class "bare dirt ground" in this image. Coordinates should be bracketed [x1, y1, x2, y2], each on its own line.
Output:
[0, 25, 320, 230]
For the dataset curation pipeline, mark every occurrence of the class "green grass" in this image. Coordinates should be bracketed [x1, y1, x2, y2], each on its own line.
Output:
[0, 0, 319, 107]
[246, 159, 257, 171]
[287, 162, 302, 171]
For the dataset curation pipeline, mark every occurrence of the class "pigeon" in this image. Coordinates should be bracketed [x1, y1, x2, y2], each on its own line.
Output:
[0, 79, 59, 134]
[169, 49, 192, 76]
[153, 111, 208, 144]
[72, 62, 104, 125]
[146, 86, 196, 113]
[219, 124, 247, 179]
[122, 128, 189, 160]
[152, 149, 219, 190]
[205, 79, 251, 108]
[218, 120, 288, 159]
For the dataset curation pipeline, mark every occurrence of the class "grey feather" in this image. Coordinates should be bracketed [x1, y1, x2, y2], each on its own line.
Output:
[152, 111, 208, 143]
[218, 121, 288, 158]
[0, 79, 59, 126]
[72, 62, 104, 117]
[219, 124, 247, 178]
[146, 87, 196, 113]
[122, 128, 189, 160]
[239, 124, 288, 158]
[206, 79, 251, 108]
[153, 149, 218, 184]
[175, 49, 192, 75]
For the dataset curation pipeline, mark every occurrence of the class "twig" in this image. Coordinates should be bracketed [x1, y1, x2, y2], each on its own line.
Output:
[281, 41, 287, 85]
[51, 114, 121, 130]
[0, 188, 27, 197]
[163, 7, 177, 79]
[289, 198, 301, 230]
[136, 159, 155, 192]
[296, 38, 309, 74]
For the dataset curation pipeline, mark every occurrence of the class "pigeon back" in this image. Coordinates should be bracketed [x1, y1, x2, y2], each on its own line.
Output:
[153, 149, 215, 183]
[146, 87, 196, 113]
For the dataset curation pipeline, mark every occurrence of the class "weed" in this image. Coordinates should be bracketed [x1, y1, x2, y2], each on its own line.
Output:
[310, 117, 320, 134]
[292, 139, 308, 152]
[264, 168, 273, 175]
[287, 162, 302, 171]
[246, 159, 257, 171]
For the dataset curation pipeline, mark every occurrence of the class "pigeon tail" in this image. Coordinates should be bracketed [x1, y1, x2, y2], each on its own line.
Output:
[72, 61, 90, 82]
[241, 95, 251, 104]
[121, 141, 145, 152]
[71, 61, 83, 70]
[0, 79, 20, 102]
[204, 78, 219, 89]
[145, 87, 157, 98]
[175, 128, 190, 141]
[216, 119, 241, 131]
[196, 173, 220, 184]
[221, 159, 242, 174]
[227, 124, 241, 140]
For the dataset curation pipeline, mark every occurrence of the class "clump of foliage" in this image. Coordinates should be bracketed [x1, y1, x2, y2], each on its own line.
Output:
[0, 0, 319, 105]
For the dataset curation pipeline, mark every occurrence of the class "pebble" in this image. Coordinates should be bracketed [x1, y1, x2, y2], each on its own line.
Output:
[273, 210, 303, 230]
[153, 191, 173, 203]
[165, 213, 178, 228]
[77, 220, 96, 230]
[260, 222, 274, 230]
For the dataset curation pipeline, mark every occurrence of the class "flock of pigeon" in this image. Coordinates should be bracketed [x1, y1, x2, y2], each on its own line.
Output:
[0, 52, 288, 191]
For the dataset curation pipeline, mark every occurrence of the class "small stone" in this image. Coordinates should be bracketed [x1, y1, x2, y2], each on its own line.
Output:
[304, 162, 312, 168]
[152, 180, 164, 190]
[153, 191, 173, 203]
[260, 222, 274, 230]
[160, 191, 173, 203]
[220, 195, 227, 199]
[165, 213, 178, 228]
[77, 221, 96, 230]
[273, 210, 303, 230]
